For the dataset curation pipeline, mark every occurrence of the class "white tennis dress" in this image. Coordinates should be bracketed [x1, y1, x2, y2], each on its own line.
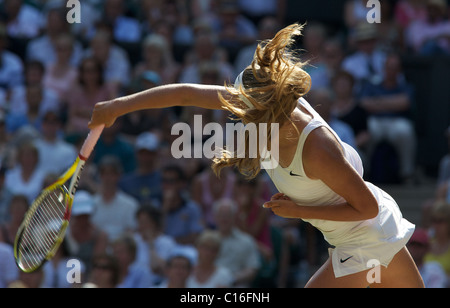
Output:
[265, 98, 415, 278]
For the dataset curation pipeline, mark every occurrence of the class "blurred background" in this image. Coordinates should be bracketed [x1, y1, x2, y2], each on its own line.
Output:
[0, 0, 449, 288]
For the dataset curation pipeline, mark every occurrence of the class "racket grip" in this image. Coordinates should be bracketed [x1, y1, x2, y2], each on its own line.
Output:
[79, 125, 104, 160]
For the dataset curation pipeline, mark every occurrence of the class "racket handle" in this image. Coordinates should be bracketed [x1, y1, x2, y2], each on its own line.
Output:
[79, 125, 104, 160]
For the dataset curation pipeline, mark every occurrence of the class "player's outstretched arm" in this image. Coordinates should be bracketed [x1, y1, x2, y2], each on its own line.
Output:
[89, 83, 229, 129]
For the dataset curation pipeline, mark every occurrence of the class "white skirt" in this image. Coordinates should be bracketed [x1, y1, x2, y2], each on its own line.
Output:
[311, 183, 415, 278]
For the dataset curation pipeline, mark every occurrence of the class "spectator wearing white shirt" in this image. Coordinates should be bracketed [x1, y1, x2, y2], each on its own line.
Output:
[213, 198, 261, 287]
[3, 0, 44, 39]
[342, 22, 387, 89]
[91, 155, 139, 241]
[34, 110, 77, 175]
[85, 29, 131, 95]
[4, 142, 46, 203]
[26, 6, 84, 67]
[187, 230, 233, 288]
[405, 0, 450, 55]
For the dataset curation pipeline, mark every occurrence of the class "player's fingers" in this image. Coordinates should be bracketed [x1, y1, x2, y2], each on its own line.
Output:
[271, 193, 286, 201]
[263, 201, 280, 208]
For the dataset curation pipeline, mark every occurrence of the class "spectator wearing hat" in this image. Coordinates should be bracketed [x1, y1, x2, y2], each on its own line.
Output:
[157, 247, 196, 288]
[406, 0, 450, 55]
[91, 155, 139, 241]
[342, 22, 387, 88]
[407, 228, 448, 288]
[65, 191, 108, 277]
[119, 132, 162, 205]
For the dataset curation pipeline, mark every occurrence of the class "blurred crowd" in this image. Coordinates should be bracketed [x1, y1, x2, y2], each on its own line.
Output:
[0, 0, 449, 288]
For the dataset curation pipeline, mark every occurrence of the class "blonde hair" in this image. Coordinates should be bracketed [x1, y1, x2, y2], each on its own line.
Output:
[213, 23, 311, 179]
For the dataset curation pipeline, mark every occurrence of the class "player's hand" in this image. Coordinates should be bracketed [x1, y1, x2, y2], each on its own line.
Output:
[88, 101, 117, 129]
[264, 194, 301, 219]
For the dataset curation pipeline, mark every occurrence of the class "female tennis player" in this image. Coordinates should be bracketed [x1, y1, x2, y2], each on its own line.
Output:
[88, 24, 424, 288]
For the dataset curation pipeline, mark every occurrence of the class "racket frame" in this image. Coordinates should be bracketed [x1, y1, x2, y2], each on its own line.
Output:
[13, 156, 87, 273]
[13, 126, 103, 273]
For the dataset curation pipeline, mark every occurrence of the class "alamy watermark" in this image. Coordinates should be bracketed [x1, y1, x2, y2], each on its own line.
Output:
[171, 115, 280, 170]
[66, 0, 81, 24]
[366, 0, 381, 24]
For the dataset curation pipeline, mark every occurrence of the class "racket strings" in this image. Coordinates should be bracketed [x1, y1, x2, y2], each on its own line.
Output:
[16, 187, 68, 271]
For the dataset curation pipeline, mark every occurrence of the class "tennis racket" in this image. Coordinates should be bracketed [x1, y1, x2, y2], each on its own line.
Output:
[14, 125, 104, 273]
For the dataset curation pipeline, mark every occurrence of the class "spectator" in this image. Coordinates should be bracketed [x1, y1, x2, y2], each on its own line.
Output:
[65, 191, 109, 277]
[42, 33, 79, 101]
[0, 24, 23, 90]
[91, 155, 139, 241]
[4, 142, 46, 203]
[6, 83, 59, 134]
[234, 174, 272, 259]
[2, 0, 44, 40]
[234, 16, 281, 76]
[238, 0, 286, 25]
[191, 167, 236, 229]
[158, 250, 194, 288]
[161, 165, 204, 246]
[395, 0, 427, 29]
[211, 0, 258, 61]
[65, 57, 114, 136]
[360, 53, 417, 182]
[102, 0, 142, 44]
[308, 34, 347, 91]
[187, 230, 233, 288]
[26, 5, 83, 67]
[120, 132, 162, 204]
[93, 120, 137, 174]
[407, 228, 448, 288]
[8, 269, 44, 288]
[7, 60, 59, 120]
[84, 254, 120, 288]
[0, 194, 28, 246]
[85, 29, 131, 95]
[133, 34, 181, 85]
[342, 22, 387, 88]
[42, 241, 86, 288]
[134, 205, 178, 284]
[179, 31, 233, 84]
[34, 110, 78, 175]
[425, 201, 450, 278]
[331, 70, 371, 153]
[0, 242, 18, 288]
[405, 0, 450, 55]
[308, 88, 357, 149]
[344, 0, 372, 30]
[111, 234, 154, 288]
[213, 198, 260, 287]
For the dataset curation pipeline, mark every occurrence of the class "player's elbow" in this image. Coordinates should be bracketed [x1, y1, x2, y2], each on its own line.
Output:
[364, 201, 379, 220]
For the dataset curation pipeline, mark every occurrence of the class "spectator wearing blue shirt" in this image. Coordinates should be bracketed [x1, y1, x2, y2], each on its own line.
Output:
[161, 165, 204, 247]
[112, 234, 155, 288]
[360, 53, 417, 181]
[119, 132, 162, 204]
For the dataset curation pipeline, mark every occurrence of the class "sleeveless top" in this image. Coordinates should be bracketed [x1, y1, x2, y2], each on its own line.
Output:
[265, 98, 368, 242]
